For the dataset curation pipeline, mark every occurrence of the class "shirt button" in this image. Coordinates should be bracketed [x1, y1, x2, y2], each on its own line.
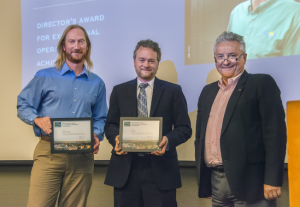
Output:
[75, 88, 77, 89]
[250, 20, 252, 23]
[74, 100, 76, 101]
[245, 36, 247, 39]
[73, 112, 75, 114]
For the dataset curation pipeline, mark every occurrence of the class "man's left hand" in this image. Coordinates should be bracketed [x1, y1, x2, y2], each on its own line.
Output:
[151, 136, 168, 156]
[92, 133, 100, 154]
[264, 184, 281, 200]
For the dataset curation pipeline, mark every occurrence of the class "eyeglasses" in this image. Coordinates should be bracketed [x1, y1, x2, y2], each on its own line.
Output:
[215, 53, 245, 63]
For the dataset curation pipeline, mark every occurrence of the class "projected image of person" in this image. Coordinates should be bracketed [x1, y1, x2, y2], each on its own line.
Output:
[227, 0, 300, 59]
[104, 39, 192, 207]
[195, 32, 286, 206]
[17, 25, 107, 207]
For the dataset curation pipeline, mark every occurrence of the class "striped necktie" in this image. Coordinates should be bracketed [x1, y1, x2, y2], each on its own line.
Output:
[138, 83, 149, 117]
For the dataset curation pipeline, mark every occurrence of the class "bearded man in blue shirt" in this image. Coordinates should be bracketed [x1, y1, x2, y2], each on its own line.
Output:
[17, 25, 107, 207]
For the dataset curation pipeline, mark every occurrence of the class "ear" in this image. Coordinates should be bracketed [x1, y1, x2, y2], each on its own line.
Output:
[244, 53, 247, 64]
[214, 58, 217, 63]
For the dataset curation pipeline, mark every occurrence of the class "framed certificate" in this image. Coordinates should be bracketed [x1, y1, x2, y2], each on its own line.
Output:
[119, 117, 163, 152]
[50, 118, 94, 154]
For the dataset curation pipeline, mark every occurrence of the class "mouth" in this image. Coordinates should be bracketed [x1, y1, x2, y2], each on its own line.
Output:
[221, 66, 233, 69]
[72, 52, 83, 56]
[141, 69, 151, 72]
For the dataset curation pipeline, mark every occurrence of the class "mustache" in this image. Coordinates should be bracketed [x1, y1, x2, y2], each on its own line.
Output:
[72, 49, 82, 53]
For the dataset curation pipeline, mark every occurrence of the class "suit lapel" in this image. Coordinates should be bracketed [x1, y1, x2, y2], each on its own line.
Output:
[127, 79, 138, 117]
[150, 77, 164, 117]
[221, 71, 248, 136]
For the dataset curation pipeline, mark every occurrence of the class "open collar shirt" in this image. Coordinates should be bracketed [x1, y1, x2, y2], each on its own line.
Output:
[205, 72, 243, 167]
[17, 62, 108, 140]
[227, 0, 300, 59]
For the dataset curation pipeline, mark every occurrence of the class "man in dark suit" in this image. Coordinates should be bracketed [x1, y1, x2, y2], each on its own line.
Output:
[104, 39, 192, 207]
[195, 32, 286, 207]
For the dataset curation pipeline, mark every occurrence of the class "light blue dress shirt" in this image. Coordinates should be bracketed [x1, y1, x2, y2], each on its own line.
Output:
[17, 62, 108, 140]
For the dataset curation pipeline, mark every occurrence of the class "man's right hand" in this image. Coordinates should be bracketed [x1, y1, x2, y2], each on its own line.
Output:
[114, 135, 127, 155]
[34, 117, 52, 134]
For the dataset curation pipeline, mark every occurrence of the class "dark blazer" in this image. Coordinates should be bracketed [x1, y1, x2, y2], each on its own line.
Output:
[195, 71, 286, 202]
[104, 77, 192, 190]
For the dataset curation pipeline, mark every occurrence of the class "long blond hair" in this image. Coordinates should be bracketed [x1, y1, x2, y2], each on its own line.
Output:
[55, 25, 93, 70]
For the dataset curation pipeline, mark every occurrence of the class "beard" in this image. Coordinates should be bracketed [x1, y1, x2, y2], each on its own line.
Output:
[135, 68, 157, 81]
[65, 49, 87, 64]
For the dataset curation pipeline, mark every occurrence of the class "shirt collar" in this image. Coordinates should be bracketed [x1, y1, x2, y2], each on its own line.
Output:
[137, 77, 155, 90]
[60, 62, 89, 78]
[248, 0, 277, 14]
[218, 71, 244, 91]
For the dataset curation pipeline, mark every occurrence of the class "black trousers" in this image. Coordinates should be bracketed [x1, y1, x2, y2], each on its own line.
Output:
[114, 153, 177, 207]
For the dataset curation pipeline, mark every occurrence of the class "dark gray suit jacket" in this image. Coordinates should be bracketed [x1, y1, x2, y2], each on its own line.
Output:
[195, 71, 286, 202]
[105, 77, 192, 190]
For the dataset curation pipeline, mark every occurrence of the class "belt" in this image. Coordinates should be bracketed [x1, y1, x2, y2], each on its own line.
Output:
[41, 135, 51, 142]
[132, 152, 151, 157]
[211, 165, 224, 173]
[138, 153, 151, 156]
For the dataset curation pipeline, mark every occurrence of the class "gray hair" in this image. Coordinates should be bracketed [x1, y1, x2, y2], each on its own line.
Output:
[213, 31, 246, 53]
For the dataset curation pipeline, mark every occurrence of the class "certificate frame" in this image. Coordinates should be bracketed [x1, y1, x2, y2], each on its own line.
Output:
[119, 117, 163, 152]
[50, 117, 94, 154]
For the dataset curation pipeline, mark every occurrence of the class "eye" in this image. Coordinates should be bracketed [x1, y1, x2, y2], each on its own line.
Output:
[149, 60, 154, 63]
[229, 54, 237, 58]
[217, 55, 224, 59]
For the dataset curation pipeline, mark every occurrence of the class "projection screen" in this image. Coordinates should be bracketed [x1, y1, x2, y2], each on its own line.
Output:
[20, 0, 300, 161]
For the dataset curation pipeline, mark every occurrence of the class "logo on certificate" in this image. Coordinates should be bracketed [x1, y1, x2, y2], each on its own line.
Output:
[54, 122, 61, 127]
[124, 121, 131, 127]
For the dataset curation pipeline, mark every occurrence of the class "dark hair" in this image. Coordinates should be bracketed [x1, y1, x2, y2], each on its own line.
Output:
[133, 39, 161, 62]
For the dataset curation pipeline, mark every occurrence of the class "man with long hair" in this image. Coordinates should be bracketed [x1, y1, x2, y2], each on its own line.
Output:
[17, 25, 107, 207]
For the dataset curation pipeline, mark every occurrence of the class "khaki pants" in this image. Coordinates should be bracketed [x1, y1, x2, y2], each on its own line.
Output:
[27, 139, 94, 207]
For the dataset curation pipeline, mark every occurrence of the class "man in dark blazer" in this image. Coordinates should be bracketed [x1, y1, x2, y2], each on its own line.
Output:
[104, 39, 192, 207]
[195, 32, 286, 207]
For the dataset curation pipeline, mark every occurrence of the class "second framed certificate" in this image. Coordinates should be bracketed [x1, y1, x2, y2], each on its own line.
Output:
[119, 117, 163, 152]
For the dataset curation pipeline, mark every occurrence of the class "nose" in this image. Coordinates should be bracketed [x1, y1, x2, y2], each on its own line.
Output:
[74, 41, 80, 49]
[144, 61, 150, 68]
[223, 59, 231, 65]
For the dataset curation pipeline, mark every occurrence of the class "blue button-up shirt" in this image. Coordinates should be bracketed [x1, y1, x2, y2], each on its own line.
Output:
[17, 62, 108, 141]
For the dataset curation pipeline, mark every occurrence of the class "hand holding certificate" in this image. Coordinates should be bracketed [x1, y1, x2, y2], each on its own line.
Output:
[50, 118, 94, 154]
[151, 136, 168, 156]
[119, 117, 163, 152]
[34, 116, 52, 135]
[114, 135, 128, 155]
